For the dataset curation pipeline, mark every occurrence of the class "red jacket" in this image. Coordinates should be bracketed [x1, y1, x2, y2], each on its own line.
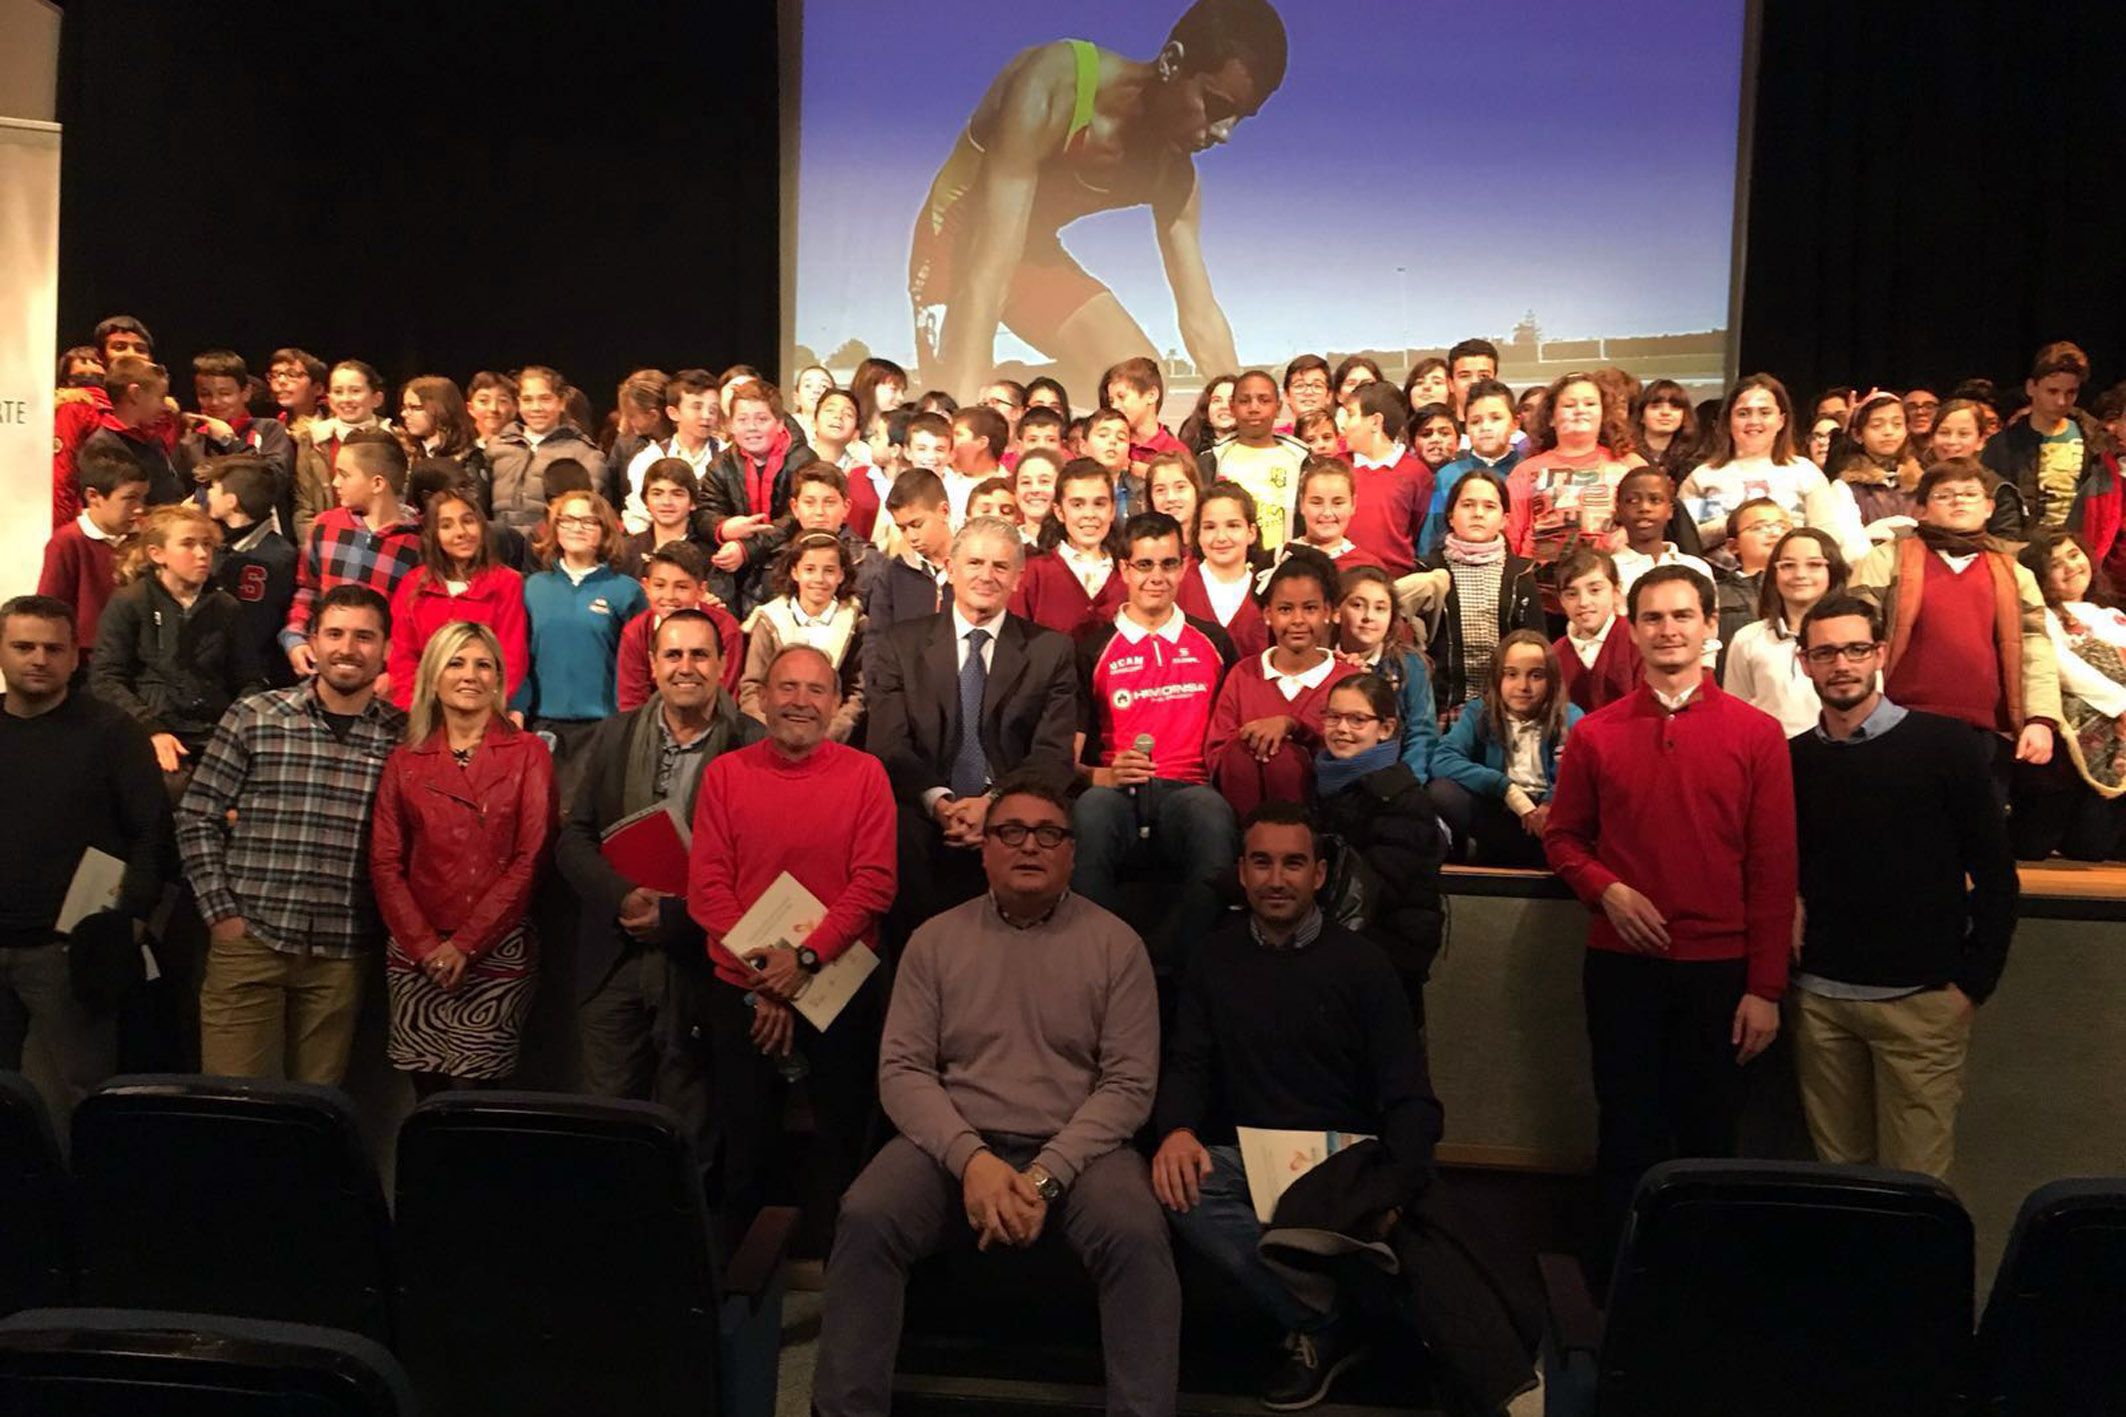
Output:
[387, 566, 530, 708]
[369, 720, 557, 962]
[1555, 619, 1642, 713]
[615, 604, 744, 712]
[1542, 677, 1796, 1001]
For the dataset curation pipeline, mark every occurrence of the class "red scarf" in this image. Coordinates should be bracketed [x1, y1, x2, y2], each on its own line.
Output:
[740, 424, 793, 514]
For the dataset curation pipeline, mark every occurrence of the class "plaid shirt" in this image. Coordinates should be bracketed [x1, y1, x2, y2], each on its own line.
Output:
[176, 684, 407, 958]
[279, 505, 424, 649]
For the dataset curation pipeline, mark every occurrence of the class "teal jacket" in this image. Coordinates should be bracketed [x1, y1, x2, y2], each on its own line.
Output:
[1430, 697, 1582, 801]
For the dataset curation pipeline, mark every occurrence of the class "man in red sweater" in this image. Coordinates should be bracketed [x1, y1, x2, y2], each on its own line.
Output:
[1544, 565, 1796, 1270]
[689, 643, 897, 1240]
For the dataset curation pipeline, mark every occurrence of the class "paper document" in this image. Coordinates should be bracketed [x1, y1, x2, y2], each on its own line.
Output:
[725, 872, 879, 1032]
[57, 848, 125, 934]
[1236, 1126, 1377, 1225]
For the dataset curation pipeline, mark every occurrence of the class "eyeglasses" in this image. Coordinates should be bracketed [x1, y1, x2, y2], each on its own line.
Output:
[986, 821, 1074, 849]
[1740, 519, 1793, 538]
[1288, 378, 1330, 394]
[1320, 711, 1382, 728]
[556, 515, 602, 531]
[984, 396, 1020, 412]
[1904, 397, 1941, 411]
[1927, 488, 1987, 505]
[1126, 557, 1185, 575]
[1802, 642, 1881, 665]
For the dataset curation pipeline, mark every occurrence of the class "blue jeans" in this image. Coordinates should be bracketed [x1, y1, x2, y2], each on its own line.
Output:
[1167, 1145, 1327, 1334]
[1071, 780, 1236, 965]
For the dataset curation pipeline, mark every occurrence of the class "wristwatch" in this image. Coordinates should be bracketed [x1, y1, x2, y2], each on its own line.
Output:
[1025, 1162, 1063, 1203]
[796, 946, 821, 973]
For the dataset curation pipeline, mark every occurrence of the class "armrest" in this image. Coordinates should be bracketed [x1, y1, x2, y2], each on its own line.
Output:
[724, 1205, 800, 1306]
[1537, 1251, 1604, 1357]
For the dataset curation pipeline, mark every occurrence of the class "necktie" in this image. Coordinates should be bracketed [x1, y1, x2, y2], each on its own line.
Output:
[950, 627, 991, 798]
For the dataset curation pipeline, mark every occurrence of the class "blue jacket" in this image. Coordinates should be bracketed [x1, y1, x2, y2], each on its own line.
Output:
[1368, 649, 1441, 779]
[1430, 698, 1582, 801]
[516, 564, 648, 721]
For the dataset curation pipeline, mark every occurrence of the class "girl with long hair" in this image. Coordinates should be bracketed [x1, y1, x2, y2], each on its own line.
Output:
[1175, 480, 1268, 656]
[1334, 563, 1439, 773]
[387, 489, 528, 708]
[1012, 460, 1127, 635]
[1829, 392, 1924, 543]
[1425, 627, 1582, 867]
[1408, 471, 1547, 722]
[1632, 378, 1699, 480]
[1178, 373, 1238, 455]
[1679, 373, 1868, 561]
[1504, 371, 1633, 565]
[739, 531, 867, 742]
[1721, 527, 1848, 735]
[2013, 531, 2126, 860]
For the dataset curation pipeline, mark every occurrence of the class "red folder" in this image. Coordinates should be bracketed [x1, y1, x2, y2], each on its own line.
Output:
[600, 804, 691, 896]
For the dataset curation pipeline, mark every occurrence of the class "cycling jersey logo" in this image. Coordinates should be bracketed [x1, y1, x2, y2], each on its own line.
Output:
[1112, 688, 1133, 710]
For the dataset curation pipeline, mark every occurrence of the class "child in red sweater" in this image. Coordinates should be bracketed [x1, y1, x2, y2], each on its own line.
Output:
[616, 542, 743, 711]
[1553, 546, 1642, 712]
[1290, 457, 1380, 573]
[1011, 459, 1127, 635]
[1206, 550, 1360, 816]
[38, 441, 148, 660]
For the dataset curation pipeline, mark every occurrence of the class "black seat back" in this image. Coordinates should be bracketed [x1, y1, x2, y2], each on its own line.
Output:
[0, 1307, 415, 1415]
[393, 1091, 723, 1417]
[70, 1075, 391, 1340]
[1599, 1160, 1972, 1417]
[0, 1074, 70, 1316]
[1979, 1177, 2126, 1415]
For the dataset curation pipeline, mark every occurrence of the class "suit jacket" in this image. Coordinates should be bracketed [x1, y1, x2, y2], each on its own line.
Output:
[865, 610, 1079, 804]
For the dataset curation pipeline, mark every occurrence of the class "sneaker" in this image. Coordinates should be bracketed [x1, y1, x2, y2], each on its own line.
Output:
[1260, 1323, 1369, 1411]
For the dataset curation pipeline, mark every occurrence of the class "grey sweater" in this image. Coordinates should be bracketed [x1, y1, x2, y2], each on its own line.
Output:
[879, 891, 1158, 1187]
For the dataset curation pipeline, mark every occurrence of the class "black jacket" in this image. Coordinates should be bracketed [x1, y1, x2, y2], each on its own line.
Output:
[211, 522, 299, 689]
[690, 432, 815, 608]
[864, 609, 1079, 804]
[81, 425, 184, 508]
[553, 692, 764, 1001]
[89, 576, 266, 752]
[176, 418, 299, 533]
[1981, 409, 2112, 538]
[1413, 553, 1546, 718]
[1315, 762, 1444, 1018]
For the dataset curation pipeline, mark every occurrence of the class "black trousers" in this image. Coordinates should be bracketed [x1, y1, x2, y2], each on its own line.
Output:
[704, 968, 883, 1250]
[1582, 950, 1750, 1273]
[889, 801, 988, 946]
[1425, 777, 1549, 869]
[2009, 754, 2124, 861]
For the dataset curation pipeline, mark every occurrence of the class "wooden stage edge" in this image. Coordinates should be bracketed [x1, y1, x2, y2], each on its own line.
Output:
[1442, 861, 2126, 921]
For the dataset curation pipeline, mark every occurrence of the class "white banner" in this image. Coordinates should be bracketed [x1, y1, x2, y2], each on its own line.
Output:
[0, 117, 60, 603]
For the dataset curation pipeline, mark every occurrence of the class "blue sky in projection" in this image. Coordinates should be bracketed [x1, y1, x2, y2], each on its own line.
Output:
[794, 0, 1747, 366]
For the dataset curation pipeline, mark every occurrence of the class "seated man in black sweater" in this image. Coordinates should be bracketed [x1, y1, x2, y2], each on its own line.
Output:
[1787, 594, 2017, 1180]
[1150, 801, 1442, 1412]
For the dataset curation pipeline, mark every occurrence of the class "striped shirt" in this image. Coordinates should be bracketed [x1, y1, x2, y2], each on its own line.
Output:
[176, 684, 407, 958]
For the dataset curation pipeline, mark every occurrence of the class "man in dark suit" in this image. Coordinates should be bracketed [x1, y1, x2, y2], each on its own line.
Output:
[554, 609, 763, 1152]
[867, 515, 1080, 937]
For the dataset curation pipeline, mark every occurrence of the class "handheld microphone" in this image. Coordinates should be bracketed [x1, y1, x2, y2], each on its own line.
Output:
[1130, 732, 1155, 839]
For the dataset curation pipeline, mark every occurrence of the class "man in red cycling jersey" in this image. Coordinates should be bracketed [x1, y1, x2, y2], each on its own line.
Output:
[910, 0, 1287, 403]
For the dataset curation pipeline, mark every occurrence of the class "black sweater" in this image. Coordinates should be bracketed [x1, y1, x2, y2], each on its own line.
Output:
[0, 691, 171, 947]
[1789, 707, 2017, 1001]
[1154, 919, 1443, 1170]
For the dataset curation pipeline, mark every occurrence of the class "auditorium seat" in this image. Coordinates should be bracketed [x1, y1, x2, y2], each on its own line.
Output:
[69, 1075, 391, 1340]
[1538, 1159, 1973, 1417]
[393, 1091, 796, 1417]
[1978, 1177, 2126, 1414]
[0, 1307, 415, 1415]
[0, 1074, 70, 1316]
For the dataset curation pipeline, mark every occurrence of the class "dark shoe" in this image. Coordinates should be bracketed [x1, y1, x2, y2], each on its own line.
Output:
[1260, 1324, 1368, 1411]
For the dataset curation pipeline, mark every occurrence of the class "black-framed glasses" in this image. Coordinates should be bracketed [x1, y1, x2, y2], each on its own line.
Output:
[1126, 557, 1185, 575]
[1802, 642, 1880, 666]
[987, 821, 1074, 849]
[1320, 711, 1382, 728]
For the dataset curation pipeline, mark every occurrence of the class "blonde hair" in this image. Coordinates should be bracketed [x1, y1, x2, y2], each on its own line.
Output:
[405, 620, 509, 746]
[119, 503, 221, 584]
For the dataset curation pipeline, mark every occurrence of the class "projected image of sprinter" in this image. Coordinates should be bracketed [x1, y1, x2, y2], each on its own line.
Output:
[908, 0, 1287, 402]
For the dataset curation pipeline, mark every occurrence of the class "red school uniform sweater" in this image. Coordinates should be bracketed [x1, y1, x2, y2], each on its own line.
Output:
[1010, 549, 1128, 638]
[615, 603, 744, 712]
[1175, 562, 1268, 659]
[1554, 618, 1643, 713]
[37, 519, 121, 654]
[1345, 449, 1433, 578]
[1884, 553, 2008, 732]
[1204, 651, 1362, 817]
[1542, 678, 1796, 1001]
[688, 739, 898, 988]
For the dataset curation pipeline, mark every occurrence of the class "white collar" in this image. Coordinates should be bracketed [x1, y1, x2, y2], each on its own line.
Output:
[952, 604, 1007, 641]
[1568, 617, 1614, 649]
[1349, 441, 1406, 470]
[1114, 605, 1186, 644]
[76, 511, 115, 543]
[1261, 647, 1337, 692]
[789, 596, 839, 629]
[1059, 542, 1110, 568]
[1296, 537, 1357, 559]
[1652, 678, 1702, 712]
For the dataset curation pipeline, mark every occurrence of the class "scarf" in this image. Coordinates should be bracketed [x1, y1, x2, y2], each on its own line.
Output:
[1915, 523, 1997, 558]
[619, 694, 734, 822]
[740, 425, 794, 515]
[1314, 740, 1398, 798]
[1442, 532, 1506, 566]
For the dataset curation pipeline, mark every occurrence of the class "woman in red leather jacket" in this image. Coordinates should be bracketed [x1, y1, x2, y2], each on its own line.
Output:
[370, 619, 556, 1096]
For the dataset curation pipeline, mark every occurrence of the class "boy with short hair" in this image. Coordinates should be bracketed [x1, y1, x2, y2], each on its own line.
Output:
[868, 469, 956, 629]
[945, 406, 1008, 526]
[1335, 381, 1431, 576]
[750, 463, 888, 604]
[1201, 371, 1307, 550]
[903, 410, 953, 475]
[1419, 378, 1524, 557]
[176, 351, 297, 525]
[266, 347, 327, 438]
[618, 459, 704, 579]
[1446, 338, 1500, 418]
[1715, 498, 1792, 653]
[616, 542, 743, 711]
[38, 442, 150, 657]
[1610, 466, 1714, 594]
[205, 455, 299, 689]
[1553, 546, 1641, 711]
[1017, 405, 1067, 458]
[1280, 354, 1332, 431]
[1104, 355, 1188, 469]
[74, 357, 185, 513]
[968, 476, 1020, 524]
[279, 430, 423, 679]
[1980, 339, 2109, 537]
[622, 368, 718, 534]
[1082, 407, 1137, 514]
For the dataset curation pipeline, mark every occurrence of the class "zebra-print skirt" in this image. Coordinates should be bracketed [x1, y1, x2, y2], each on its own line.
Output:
[385, 924, 536, 1079]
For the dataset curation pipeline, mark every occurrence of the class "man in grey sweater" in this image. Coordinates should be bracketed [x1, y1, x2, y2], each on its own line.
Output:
[813, 772, 1176, 1417]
